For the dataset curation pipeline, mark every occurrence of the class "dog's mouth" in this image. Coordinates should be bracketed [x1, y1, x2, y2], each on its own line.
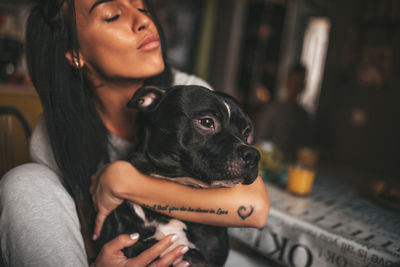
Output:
[150, 174, 244, 189]
[209, 178, 244, 188]
[223, 156, 259, 185]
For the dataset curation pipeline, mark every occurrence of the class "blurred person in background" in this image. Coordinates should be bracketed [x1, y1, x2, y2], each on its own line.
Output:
[256, 63, 314, 162]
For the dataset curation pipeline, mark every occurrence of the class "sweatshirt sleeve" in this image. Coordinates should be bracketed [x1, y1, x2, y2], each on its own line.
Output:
[29, 115, 60, 175]
[172, 68, 214, 90]
[0, 163, 88, 267]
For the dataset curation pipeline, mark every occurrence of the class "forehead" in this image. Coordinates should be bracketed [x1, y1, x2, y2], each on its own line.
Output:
[75, 0, 145, 13]
[158, 87, 251, 131]
[180, 88, 249, 125]
[180, 89, 222, 114]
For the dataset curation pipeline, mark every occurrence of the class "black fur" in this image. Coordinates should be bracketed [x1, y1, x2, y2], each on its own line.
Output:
[97, 85, 260, 267]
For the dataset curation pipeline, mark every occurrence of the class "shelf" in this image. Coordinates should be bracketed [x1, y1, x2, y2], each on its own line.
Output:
[0, 84, 36, 95]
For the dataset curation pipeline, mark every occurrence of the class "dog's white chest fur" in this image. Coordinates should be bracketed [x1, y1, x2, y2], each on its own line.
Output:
[131, 203, 195, 255]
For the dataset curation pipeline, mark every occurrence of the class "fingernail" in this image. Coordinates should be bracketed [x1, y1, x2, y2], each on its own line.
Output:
[180, 261, 190, 267]
[92, 234, 98, 240]
[181, 246, 189, 254]
[130, 233, 139, 240]
[170, 234, 178, 242]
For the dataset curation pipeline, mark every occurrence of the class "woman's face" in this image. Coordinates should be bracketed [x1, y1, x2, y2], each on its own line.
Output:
[74, 0, 165, 83]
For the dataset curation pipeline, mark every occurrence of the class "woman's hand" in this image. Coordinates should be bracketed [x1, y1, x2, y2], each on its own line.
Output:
[90, 162, 127, 240]
[91, 233, 189, 267]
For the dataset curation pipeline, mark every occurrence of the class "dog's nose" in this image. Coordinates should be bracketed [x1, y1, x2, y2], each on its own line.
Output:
[239, 146, 260, 169]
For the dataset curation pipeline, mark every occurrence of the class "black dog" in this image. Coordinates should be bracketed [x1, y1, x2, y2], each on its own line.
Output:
[98, 85, 260, 266]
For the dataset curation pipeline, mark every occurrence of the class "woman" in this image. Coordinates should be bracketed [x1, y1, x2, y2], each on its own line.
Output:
[0, 0, 269, 266]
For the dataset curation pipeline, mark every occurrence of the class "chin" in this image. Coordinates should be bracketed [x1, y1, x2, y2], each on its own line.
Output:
[97, 58, 165, 82]
[141, 65, 166, 79]
[133, 57, 165, 78]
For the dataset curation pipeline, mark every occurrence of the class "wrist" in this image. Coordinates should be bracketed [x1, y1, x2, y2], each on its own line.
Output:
[105, 161, 133, 198]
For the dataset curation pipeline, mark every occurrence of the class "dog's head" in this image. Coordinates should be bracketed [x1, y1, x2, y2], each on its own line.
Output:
[127, 85, 259, 188]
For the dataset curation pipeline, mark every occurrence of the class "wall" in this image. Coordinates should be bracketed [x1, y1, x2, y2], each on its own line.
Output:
[316, 0, 400, 177]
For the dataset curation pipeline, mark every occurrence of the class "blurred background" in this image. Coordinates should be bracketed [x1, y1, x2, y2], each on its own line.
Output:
[1, 1, 400, 266]
[0, 0, 399, 181]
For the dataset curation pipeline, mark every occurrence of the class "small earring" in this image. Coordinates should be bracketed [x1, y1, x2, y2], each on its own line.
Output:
[73, 57, 82, 68]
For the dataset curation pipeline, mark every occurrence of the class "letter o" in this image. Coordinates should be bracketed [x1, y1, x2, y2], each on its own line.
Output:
[288, 244, 313, 267]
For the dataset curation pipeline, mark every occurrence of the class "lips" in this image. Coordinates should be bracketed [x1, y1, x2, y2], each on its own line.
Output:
[137, 34, 160, 51]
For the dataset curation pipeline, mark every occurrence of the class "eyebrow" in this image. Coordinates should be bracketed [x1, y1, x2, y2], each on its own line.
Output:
[89, 0, 114, 14]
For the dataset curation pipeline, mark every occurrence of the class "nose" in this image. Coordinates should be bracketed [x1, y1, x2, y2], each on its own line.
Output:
[132, 8, 151, 33]
[239, 146, 260, 169]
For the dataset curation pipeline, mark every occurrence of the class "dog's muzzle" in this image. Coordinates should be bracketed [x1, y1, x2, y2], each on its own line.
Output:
[238, 145, 260, 169]
[238, 145, 260, 184]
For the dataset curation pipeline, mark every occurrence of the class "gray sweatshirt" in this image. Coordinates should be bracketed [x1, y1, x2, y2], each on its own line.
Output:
[0, 70, 210, 267]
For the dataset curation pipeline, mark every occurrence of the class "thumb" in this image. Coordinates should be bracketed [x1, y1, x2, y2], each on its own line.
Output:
[93, 211, 108, 240]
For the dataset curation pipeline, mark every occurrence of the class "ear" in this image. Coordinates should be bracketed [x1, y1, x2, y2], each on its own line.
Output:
[65, 49, 85, 69]
[127, 86, 167, 112]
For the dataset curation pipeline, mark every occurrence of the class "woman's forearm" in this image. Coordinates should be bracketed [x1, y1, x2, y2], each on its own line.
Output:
[109, 161, 270, 228]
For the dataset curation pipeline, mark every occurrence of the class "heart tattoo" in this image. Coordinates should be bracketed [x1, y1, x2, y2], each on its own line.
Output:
[237, 205, 254, 221]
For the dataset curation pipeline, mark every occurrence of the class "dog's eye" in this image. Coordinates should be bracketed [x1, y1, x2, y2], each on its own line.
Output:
[195, 115, 220, 132]
[242, 127, 253, 144]
[199, 118, 215, 129]
[243, 128, 250, 139]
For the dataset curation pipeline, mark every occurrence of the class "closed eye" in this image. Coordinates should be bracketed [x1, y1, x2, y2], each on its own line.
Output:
[104, 14, 120, 22]
[138, 8, 149, 13]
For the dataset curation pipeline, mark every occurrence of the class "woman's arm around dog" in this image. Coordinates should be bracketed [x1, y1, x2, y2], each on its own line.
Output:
[91, 161, 270, 240]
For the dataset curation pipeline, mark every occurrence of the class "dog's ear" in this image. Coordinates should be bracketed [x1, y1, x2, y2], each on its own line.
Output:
[127, 86, 166, 112]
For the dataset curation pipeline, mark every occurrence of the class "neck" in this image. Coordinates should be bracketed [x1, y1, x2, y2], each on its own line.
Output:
[92, 79, 144, 140]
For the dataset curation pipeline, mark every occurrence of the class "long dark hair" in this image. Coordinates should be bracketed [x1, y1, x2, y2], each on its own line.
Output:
[25, 0, 172, 208]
